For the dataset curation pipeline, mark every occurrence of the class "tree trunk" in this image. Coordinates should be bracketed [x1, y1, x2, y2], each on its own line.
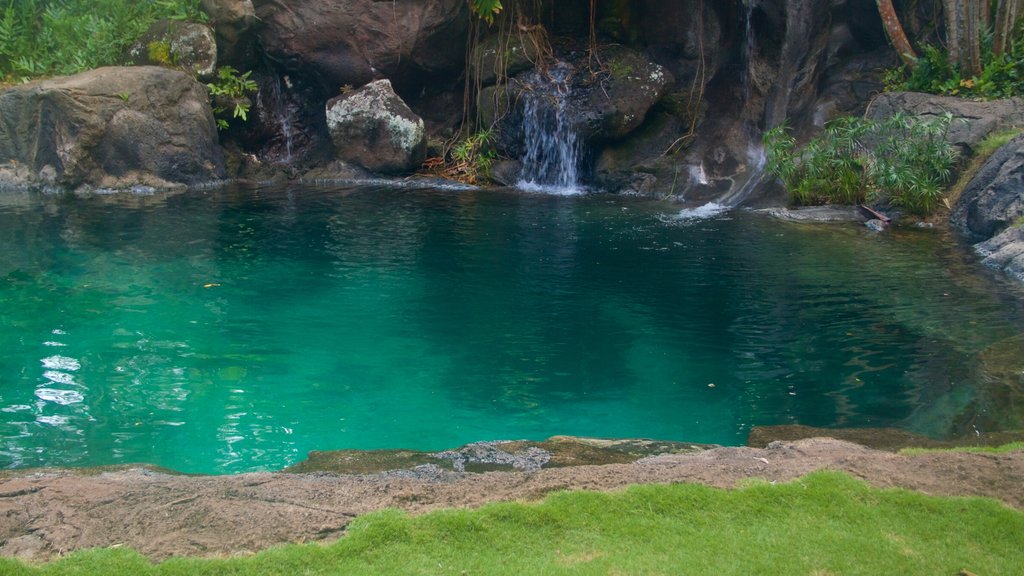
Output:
[963, 0, 983, 77]
[994, 0, 1024, 56]
[877, 0, 918, 66]
[944, 0, 963, 67]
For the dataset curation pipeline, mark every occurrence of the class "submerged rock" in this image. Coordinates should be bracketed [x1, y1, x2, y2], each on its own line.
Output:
[0, 66, 224, 192]
[285, 436, 713, 475]
[325, 79, 427, 174]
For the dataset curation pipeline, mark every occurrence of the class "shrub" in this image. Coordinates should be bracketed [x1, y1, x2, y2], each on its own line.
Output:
[0, 0, 204, 82]
[764, 113, 957, 215]
[885, 28, 1024, 99]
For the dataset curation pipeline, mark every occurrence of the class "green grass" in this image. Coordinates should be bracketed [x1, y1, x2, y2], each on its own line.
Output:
[900, 441, 1024, 455]
[2, 471, 1022, 575]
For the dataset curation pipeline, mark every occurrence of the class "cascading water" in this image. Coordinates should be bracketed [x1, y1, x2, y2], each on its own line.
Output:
[741, 0, 758, 103]
[516, 62, 583, 195]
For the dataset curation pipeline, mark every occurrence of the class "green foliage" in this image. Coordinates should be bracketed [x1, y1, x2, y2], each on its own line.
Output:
[765, 113, 957, 215]
[2, 472, 1023, 575]
[0, 0, 205, 82]
[469, 0, 503, 24]
[886, 28, 1024, 99]
[207, 66, 257, 130]
[446, 129, 497, 184]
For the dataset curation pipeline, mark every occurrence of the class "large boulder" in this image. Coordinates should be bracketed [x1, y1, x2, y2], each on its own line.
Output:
[0, 66, 225, 191]
[126, 20, 218, 80]
[952, 135, 1024, 242]
[253, 0, 468, 93]
[481, 45, 673, 156]
[866, 92, 1024, 156]
[325, 79, 427, 174]
[571, 45, 674, 144]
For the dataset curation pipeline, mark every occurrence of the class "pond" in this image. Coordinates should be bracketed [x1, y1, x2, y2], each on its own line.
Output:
[1, 183, 1023, 474]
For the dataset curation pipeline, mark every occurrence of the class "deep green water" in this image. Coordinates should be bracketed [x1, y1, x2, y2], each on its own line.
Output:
[1, 184, 1022, 474]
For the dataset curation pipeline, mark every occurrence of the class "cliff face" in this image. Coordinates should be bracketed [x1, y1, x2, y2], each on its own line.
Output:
[0, 0, 899, 200]
[216, 0, 896, 203]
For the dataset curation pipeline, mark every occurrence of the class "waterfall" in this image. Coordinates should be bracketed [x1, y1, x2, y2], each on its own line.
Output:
[255, 71, 297, 164]
[741, 0, 758, 103]
[515, 62, 583, 195]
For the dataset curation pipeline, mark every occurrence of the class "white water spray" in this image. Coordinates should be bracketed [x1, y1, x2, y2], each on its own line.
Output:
[516, 63, 583, 195]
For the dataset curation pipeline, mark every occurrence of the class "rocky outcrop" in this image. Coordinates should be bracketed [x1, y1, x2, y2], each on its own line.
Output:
[951, 134, 1024, 284]
[126, 20, 218, 80]
[976, 227, 1024, 282]
[325, 80, 427, 174]
[0, 66, 224, 192]
[253, 0, 468, 94]
[867, 92, 1024, 156]
[952, 134, 1024, 241]
[480, 45, 672, 162]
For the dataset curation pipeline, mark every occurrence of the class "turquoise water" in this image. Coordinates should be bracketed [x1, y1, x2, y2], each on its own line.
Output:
[1, 184, 1022, 474]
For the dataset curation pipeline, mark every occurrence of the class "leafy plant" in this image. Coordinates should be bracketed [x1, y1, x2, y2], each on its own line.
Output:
[450, 129, 497, 184]
[886, 24, 1024, 99]
[0, 0, 204, 82]
[422, 129, 498, 184]
[469, 0, 503, 25]
[207, 66, 258, 130]
[765, 113, 957, 215]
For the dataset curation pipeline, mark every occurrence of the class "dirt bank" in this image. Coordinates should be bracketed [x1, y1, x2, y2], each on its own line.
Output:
[1, 438, 1022, 562]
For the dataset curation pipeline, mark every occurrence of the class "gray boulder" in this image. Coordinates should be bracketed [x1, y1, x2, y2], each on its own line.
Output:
[952, 135, 1024, 241]
[0, 66, 224, 192]
[126, 20, 218, 80]
[866, 92, 1024, 156]
[325, 80, 427, 174]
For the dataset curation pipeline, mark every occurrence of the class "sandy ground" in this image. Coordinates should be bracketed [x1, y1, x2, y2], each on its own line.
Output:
[1, 437, 1022, 562]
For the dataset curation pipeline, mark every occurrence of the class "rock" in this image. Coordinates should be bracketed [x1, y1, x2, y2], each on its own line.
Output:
[759, 206, 865, 222]
[0, 66, 224, 192]
[487, 45, 673, 170]
[975, 225, 1024, 282]
[200, 0, 257, 63]
[253, 0, 468, 93]
[952, 135, 1024, 241]
[866, 92, 1024, 156]
[864, 218, 887, 232]
[325, 80, 427, 174]
[472, 33, 545, 87]
[571, 45, 674, 143]
[126, 20, 218, 80]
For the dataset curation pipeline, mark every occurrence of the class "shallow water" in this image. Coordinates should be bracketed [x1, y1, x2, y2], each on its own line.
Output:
[1, 184, 1022, 473]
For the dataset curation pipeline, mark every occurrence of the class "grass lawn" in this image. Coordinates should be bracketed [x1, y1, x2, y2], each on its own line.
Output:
[2, 471, 1021, 575]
